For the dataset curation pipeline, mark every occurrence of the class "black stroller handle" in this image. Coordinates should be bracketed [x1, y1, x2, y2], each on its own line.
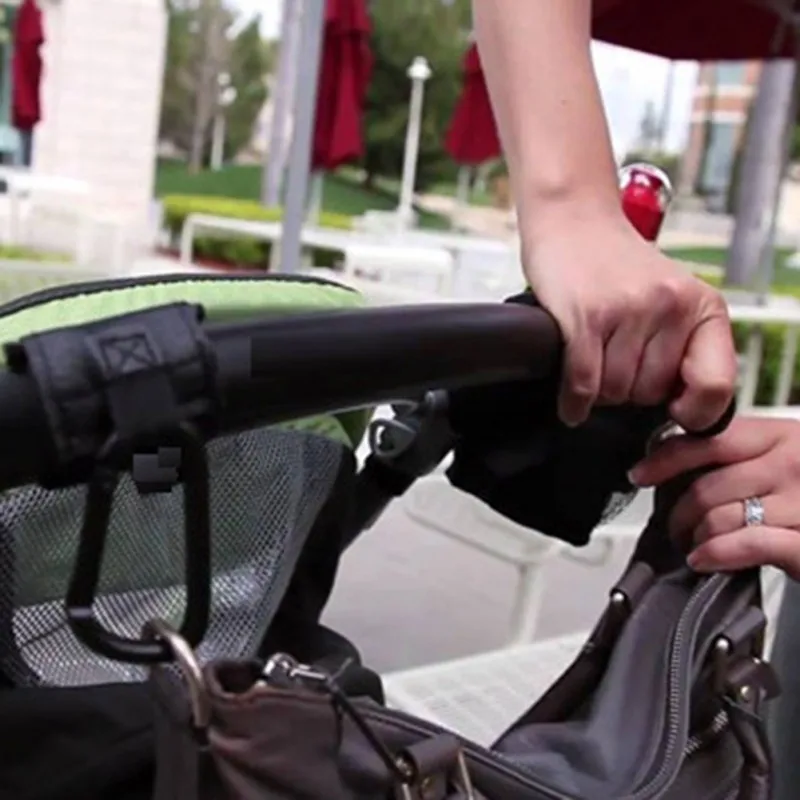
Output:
[213, 302, 563, 434]
[0, 302, 563, 492]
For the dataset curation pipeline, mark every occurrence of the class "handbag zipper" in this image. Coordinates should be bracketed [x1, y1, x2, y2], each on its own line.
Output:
[263, 577, 729, 800]
[621, 573, 729, 800]
[0, 270, 357, 320]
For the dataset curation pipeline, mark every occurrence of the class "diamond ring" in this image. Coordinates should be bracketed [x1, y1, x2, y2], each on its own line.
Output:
[743, 497, 765, 527]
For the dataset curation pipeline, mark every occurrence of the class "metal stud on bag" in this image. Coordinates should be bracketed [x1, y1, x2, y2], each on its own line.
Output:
[394, 750, 477, 800]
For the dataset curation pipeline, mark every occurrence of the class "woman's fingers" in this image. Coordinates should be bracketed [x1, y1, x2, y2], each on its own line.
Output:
[629, 418, 780, 488]
[669, 312, 738, 433]
[667, 458, 777, 538]
[629, 326, 687, 408]
[559, 327, 604, 427]
[688, 527, 800, 580]
[693, 495, 800, 545]
[598, 317, 648, 404]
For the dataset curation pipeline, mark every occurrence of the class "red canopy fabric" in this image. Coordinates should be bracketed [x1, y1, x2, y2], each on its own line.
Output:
[445, 44, 502, 166]
[311, 0, 373, 171]
[592, 0, 798, 60]
[12, 0, 44, 130]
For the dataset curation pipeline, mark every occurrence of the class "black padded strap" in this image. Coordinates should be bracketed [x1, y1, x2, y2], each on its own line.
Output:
[5, 303, 218, 488]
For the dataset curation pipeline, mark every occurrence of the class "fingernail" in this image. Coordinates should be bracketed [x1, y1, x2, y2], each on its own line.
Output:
[687, 551, 710, 572]
[627, 468, 642, 487]
[559, 410, 583, 429]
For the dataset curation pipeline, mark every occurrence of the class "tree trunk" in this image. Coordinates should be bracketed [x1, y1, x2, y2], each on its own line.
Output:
[724, 60, 799, 289]
[694, 66, 719, 195]
[189, 0, 227, 174]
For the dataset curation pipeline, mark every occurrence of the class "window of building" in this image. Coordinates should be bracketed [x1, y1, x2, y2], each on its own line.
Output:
[715, 62, 748, 86]
[701, 121, 738, 195]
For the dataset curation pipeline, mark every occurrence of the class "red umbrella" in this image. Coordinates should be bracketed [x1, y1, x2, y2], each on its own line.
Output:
[311, 0, 372, 171]
[592, 0, 798, 60]
[445, 44, 502, 166]
[11, 0, 44, 130]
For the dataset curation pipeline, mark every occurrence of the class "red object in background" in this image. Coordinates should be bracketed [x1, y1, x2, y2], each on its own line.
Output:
[445, 44, 502, 165]
[312, 0, 373, 171]
[593, 0, 797, 60]
[12, 0, 44, 130]
[619, 163, 674, 243]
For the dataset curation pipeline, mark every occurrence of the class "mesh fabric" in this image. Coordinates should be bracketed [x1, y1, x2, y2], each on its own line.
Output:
[0, 426, 345, 687]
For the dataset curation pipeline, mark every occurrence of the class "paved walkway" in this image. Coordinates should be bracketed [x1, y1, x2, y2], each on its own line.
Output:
[323, 474, 653, 673]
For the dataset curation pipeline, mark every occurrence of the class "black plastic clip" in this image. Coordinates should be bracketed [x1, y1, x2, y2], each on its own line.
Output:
[65, 423, 211, 663]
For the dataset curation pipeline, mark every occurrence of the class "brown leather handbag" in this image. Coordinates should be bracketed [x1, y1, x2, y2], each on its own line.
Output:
[148, 476, 781, 800]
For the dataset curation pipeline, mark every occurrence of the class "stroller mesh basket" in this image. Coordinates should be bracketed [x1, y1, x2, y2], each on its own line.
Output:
[1, 426, 345, 686]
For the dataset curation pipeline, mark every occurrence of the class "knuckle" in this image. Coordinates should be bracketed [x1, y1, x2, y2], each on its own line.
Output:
[652, 278, 688, 317]
[703, 507, 728, 538]
[687, 479, 713, 513]
[781, 448, 800, 481]
[582, 306, 605, 334]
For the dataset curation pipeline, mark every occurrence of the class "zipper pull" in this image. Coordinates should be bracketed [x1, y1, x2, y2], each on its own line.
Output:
[262, 653, 331, 691]
[262, 652, 413, 788]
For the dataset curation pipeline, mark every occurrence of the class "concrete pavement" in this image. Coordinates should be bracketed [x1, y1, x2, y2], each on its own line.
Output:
[323, 481, 652, 674]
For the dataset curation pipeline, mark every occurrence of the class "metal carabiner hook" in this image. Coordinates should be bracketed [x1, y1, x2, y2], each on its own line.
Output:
[144, 618, 211, 730]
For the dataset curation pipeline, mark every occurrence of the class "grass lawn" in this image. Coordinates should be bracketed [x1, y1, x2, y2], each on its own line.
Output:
[664, 246, 800, 291]
[427, 180, 494, 207]
[335, 166, 494, 208]
[155, 160, 450, 230]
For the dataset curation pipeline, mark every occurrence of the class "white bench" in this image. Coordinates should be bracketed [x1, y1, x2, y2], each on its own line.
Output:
[0, 169, 128, 272]
[342, 242, 455, 296]
[178, 213, 357, 270]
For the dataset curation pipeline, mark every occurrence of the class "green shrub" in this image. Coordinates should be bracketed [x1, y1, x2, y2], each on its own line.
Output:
[0, 245, 71, 262]
[161, 195, 353, 270]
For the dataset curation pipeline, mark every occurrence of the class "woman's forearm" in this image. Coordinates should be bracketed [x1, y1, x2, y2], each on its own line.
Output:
[472, 0, 624, 237]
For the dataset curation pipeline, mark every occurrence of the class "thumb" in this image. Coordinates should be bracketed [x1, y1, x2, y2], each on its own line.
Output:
[670, 316, 737, 432]
[559, 330, 603, 427]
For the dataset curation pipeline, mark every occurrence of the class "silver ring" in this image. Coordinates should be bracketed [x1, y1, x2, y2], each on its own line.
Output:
[743, 497, 765, 527]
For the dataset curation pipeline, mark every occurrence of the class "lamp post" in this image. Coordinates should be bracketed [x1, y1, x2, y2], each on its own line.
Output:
[271, 0, 326, 274]
[210, 73, 237, 172]
[261, 0, 304, 206]
[397, 56, 432, 228]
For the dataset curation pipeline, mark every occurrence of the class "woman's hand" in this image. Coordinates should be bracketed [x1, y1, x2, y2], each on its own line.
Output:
[629, 417, 800, 579]
[524, 216, 738, 431]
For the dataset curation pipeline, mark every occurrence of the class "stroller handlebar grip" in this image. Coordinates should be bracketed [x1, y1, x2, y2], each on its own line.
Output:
[0, 302, 563, 490]
[212, 302, 563, 432]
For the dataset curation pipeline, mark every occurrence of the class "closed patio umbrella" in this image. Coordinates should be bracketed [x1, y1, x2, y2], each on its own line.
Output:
[12, 0, 44, 167]
[445, 43, 502, 213]
[445, 44, 501, 167]
[307, 0, 373, 222]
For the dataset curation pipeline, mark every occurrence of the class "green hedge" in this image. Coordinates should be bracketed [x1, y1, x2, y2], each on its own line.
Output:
[0, 245, 70, 263]
[161, 195, 353, 270]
